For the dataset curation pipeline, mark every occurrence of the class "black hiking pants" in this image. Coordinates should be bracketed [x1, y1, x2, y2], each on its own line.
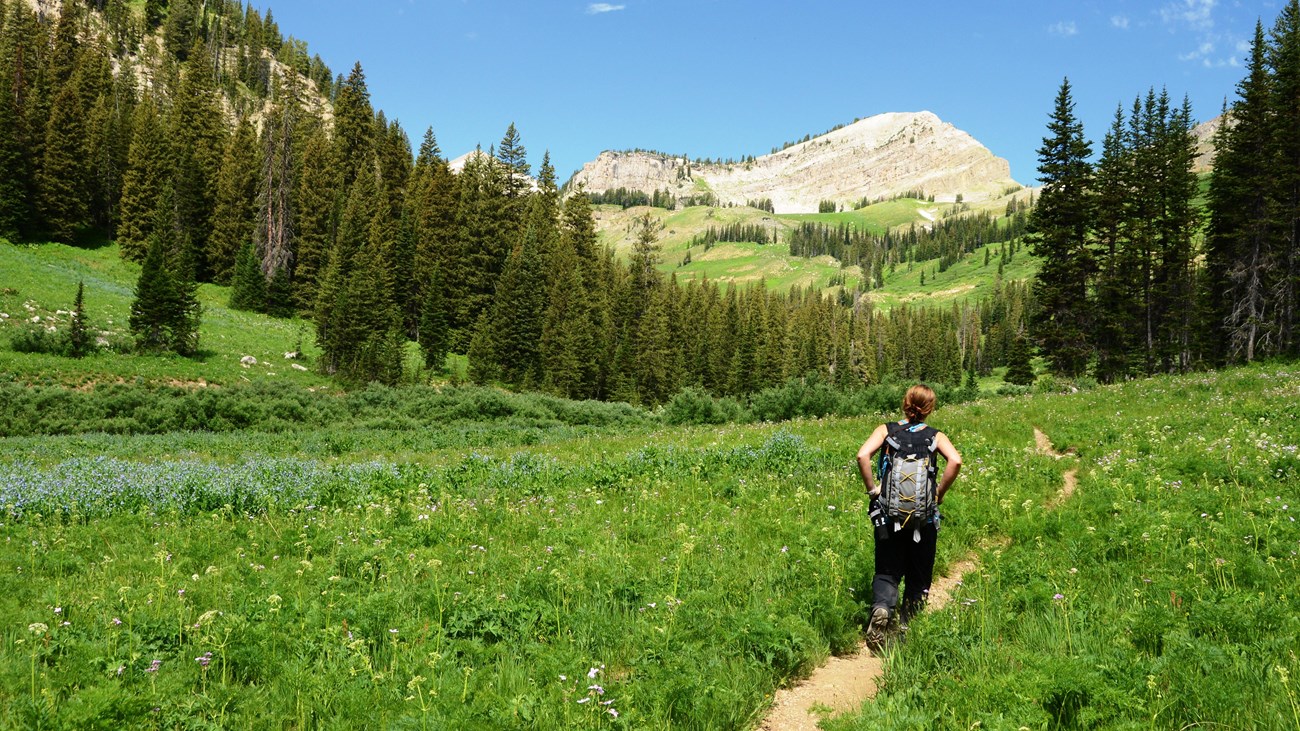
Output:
[871, 522, 938, 623]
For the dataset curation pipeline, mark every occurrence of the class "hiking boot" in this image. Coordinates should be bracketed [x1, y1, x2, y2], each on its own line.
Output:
[865, 606, 890, 648]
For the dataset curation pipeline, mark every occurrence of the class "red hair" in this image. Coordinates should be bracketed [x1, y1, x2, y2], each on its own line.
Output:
[903, 384, 936, 422]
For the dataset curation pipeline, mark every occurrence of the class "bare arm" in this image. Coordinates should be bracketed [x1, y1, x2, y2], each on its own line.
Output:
[856, 424, 889, 496]
[934, 431, 962, 504]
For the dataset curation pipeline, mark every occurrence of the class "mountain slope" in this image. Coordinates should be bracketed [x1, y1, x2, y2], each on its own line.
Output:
[569, 111, 1018, 213]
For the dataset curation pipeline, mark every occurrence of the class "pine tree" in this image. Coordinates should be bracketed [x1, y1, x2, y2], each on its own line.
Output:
[162, 0, 198, 59]
[67, 279, 90, 358]
[332, 62, 375, 191]
[229, 240, 266, 312]
[634, 285, 679, 404]
[1004, 333, 1035, 385]
[1091, 104, 1136, 382]
[418, 260, 451, 370]
[209, 117, 261, 283]
[254, 74, 297, 312]
[84, 59, 133, 232]
[292, 123, 337, 309]
[117, 96, 168, 260]
[1028, 78, 1095, 377]
[130, 234, 177, 352]
[170, 39, 227, 280]
[476, 197, 551, 387]
[496, 122, 531, 202]
[1206, 23, 1276, 362]
[1269, 0, 1300, 355]
[0, 16, 26, 238]
[452, 150, 510, 348]
[408, 128, 459, 347]
[37, 67, 90, 241]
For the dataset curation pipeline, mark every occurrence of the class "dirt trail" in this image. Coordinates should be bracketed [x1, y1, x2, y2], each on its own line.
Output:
[757, 428, 1077, 730]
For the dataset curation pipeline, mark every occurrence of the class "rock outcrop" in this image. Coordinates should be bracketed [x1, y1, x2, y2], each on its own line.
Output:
[568, 111, 1017, 213]
[1191, 114, 1223, 173]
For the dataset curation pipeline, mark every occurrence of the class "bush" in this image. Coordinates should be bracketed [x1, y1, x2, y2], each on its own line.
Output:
[662, 387, 749, 425]
[9, 324, 64, 355]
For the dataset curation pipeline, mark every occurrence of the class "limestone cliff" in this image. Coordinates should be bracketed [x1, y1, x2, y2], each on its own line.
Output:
[568, 111, 1017, 213]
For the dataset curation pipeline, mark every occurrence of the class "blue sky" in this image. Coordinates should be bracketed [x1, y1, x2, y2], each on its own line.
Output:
[259, 0, 1283, 185]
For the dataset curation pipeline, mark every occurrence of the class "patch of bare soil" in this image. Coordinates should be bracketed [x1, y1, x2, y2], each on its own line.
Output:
[756, 429, 1077, 730]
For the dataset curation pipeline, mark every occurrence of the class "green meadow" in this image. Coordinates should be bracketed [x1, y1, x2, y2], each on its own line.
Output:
[592, 196, 1037, 299]
[2, 362, 1296, 729]
[0, 240, 329, 389]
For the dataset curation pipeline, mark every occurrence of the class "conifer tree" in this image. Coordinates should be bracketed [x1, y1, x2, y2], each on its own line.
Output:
[37, 69, 90, 241]
[475, 197, 551, 387]
[1206, 23, 1276, 362]
[634, 285, 678, 405]
[229, 240, 266, 312]
[1004, 333, 1036, 385]
[1091, 104, 1136, 382]
[539, 244, 592, 399]
[130, 234, 177, 352]
[117, 96, 168, 260]
[170, 40, 227, 280]
[209, 117, 260, 283]
[1028, 78, 1095, 377]
[408, 128, 459, 345]
[6, 2, 49, 237]
[418, 260, 451, 370]
[452, 150, 510, 348]
[333, 62, 375, 191]
[84, 60, 134, 231]
[254, 74, 298, 312]
[1269, 0, 1300, 355]
[292, 123, 337, 309]
[496, 122, 531, 202]
[67, 279, 90, 358]
[0, 17, 27, 238]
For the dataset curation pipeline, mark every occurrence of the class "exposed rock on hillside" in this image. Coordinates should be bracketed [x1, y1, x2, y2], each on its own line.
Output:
[568, 112, 1017, 214]
[1191, 114, 1223, 173]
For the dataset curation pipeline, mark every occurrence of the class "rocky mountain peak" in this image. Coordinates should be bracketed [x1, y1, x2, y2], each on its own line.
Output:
[568, 111, 1017, 213]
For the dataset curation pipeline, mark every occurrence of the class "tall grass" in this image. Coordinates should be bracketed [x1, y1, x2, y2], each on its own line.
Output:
[0, 364, 1294, 729]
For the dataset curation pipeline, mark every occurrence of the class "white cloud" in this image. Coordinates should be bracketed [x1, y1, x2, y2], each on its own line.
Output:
[587, 3, 625, 13]
[1111, 15, 1129, 30]
[1049, 20, 1078, 37]
[1161, 0, 1217, 31]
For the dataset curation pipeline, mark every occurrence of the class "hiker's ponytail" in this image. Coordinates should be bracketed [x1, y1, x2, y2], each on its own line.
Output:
[902, 384, 936, 423]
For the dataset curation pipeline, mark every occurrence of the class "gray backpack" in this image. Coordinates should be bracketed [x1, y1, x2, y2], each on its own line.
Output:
[878, 420, 939, 529]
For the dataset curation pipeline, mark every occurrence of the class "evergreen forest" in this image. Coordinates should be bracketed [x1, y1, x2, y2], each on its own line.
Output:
[1, 0, 1298, 403]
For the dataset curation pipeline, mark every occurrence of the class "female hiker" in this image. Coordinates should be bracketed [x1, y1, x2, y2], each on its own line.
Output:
[856, 384, 962, 647]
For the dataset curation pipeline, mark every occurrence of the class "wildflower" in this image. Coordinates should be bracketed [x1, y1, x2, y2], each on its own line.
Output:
[1069, 567, 1078, 574]
[1053, 593, 1065, 601]
[116, 665, 125, 676]
[111, 617, 122, 626]
[53, 607, 62, 614]
[781, 545, 788, 553]
[587, 667, 600, 679]
[577, 697, 590, 704]
[146, 659, 162, 673]
[28, 622, 48, 635]
[195, 652, 212, 668]
[608, 708, 619, 718]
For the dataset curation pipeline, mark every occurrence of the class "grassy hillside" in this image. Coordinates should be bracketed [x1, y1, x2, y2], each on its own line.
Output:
[594, 196, 1038, 306]
[1, 363, 1294, 729]
[0, 239, 333, 389]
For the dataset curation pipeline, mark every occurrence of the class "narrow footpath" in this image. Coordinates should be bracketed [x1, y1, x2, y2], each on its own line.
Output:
[757, 429, 1077, 731]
